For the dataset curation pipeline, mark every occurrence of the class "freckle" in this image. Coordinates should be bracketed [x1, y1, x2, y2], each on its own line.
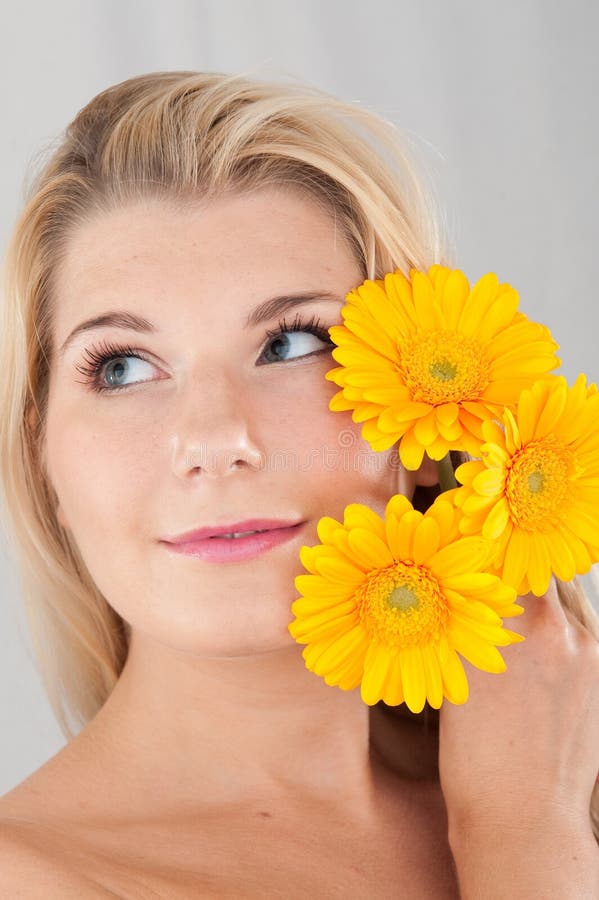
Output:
[257, 810, 273, 818]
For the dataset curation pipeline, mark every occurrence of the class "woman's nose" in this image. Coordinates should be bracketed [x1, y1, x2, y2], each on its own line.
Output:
[167, 373, 266, 479]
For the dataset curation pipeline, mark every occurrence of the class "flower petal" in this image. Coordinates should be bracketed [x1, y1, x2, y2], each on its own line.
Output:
[361, 642, 393, 705]
[314, 555, 367, 584]
[394, 509, 423, 560]
[312, 626, 369, 678]
[399, 644, 427, 713]
[414, 410, 440, 445]
[429, 537, 493, 578]
[445, 620, 507, 673]
[347, 527, 395, 569]
[421, 642, 444, 708]
[399, 429, 426, 470]
[482, 497, 511, 540]
[502, 528, 530, 592]
[440, 647, 469, 704]
[343, 504, 387, 541]
[413, 516, 441, 563]
[381, 649, 404, 706]
[385, 494, 414, 521]
[472, 468, 506, 497]
[523, 535, 552, 596]
[294, 573, 352, 600]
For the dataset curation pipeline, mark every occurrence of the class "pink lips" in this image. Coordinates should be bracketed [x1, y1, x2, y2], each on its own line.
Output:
[160, 519, 306, 563]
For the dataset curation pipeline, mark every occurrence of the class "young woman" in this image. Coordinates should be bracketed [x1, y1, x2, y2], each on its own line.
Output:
[0, 71, 597, 898]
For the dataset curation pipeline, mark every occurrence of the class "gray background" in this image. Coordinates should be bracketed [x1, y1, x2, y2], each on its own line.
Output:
[1, 0, 597, 794]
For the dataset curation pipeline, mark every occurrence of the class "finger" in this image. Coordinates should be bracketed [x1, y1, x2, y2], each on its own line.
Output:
[544, 576, 590, 634]
[519, 576, 568, 622]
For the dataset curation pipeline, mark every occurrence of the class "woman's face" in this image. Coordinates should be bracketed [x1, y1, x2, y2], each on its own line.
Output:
[45, 186, 414, 656]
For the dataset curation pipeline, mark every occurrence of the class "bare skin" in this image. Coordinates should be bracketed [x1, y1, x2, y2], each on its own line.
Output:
[3, 183, 598, 898]
[0, 708, 457, 897]
[1, 186, 459, 896]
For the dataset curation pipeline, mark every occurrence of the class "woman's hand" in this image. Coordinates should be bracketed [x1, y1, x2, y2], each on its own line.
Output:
[437, 579, 599, 900]
[438, 577, 599, 836]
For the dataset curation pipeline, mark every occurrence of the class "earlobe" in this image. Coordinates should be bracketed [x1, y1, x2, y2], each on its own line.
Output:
[392, 451, 441, 502]
[414, 454, 440, 488]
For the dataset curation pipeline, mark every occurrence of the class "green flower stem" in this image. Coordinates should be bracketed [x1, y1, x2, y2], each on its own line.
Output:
[436, 452, 458, 492]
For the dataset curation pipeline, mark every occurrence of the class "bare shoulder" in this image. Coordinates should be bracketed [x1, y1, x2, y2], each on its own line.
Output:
[0, 818, 111, 898]
[0, 759, 115, 899]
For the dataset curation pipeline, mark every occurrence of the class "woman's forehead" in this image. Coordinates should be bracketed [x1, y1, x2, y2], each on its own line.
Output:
[59, 187, 352, 277]
[51, 190, 361, 355]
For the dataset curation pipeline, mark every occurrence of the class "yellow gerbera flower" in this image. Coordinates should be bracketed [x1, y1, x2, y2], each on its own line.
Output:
[453, 374, 599, 596]
[288, 495, 524, 711]
[324, 265, 560, 470]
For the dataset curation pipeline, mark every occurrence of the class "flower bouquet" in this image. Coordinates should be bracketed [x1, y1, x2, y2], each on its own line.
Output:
[287, 265, 599, 711]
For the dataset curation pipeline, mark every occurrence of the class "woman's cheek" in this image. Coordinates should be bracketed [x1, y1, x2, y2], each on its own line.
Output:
[45, 407, 144, 532]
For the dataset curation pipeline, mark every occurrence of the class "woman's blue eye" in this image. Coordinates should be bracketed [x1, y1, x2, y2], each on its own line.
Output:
[74, 313, 334, 394]
[261, 314, 333, 363]
[264, 331, 324, 362]
[103, 356, 154, 389]
[74, 342, 155, 393]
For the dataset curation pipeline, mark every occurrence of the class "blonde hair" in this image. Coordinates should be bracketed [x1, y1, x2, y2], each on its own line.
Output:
[0, 70, 597, 841]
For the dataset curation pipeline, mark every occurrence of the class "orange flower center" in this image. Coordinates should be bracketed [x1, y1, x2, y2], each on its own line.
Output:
[356, 560, 449, 648]
[505, 436, 573, 529]
[399, 330, 489, 404]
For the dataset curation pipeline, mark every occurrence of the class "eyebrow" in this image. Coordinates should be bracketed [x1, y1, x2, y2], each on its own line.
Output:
[58, 291, 344, 358]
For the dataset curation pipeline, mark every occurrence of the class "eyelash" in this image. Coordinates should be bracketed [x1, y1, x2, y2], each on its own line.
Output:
[74, 313, 334, 394]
